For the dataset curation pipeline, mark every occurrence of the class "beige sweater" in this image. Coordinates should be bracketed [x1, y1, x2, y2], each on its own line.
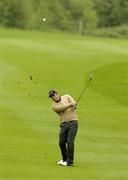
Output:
[52, 94, 78, 123]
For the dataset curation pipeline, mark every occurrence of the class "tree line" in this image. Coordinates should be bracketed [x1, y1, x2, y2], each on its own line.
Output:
[0, 0, 128, 34]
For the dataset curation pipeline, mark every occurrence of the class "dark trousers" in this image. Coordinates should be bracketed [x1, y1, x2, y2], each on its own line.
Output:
[59, 120, 78, 164]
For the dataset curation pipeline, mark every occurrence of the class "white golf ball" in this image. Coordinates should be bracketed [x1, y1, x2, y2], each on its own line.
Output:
[42, 18, 46, 22]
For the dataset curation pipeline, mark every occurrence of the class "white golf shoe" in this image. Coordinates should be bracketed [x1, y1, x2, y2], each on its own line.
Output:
[57, 160, 63, 165]
[57, 160, 67, 166]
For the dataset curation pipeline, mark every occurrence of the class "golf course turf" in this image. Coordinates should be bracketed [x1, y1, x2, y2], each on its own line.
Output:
[0, 28, 128, 180]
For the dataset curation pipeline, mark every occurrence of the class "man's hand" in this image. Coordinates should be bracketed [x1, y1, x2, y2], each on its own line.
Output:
[71, 102, 77, 110]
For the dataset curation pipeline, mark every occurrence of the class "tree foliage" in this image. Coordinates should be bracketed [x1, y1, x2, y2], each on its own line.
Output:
[93, 0, 128, 27]
[0, 0, 128, 33]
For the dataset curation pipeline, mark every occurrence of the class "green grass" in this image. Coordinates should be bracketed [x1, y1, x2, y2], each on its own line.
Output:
[0, 28, 128, 180]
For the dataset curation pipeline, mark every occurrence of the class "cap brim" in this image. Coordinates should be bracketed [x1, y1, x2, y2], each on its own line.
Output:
[48, 93, 55, 98]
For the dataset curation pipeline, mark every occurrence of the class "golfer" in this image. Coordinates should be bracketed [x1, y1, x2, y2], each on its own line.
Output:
[48, 90, 78, 166]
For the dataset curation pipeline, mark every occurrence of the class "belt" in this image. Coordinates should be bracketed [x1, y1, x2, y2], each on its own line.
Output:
[61, 120, 78, 125]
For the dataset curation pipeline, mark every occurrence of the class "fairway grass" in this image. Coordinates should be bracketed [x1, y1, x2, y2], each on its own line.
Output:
[0, 28, 128, 180]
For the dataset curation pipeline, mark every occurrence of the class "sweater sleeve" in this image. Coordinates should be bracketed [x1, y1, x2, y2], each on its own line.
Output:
[52, 102, 72, 113]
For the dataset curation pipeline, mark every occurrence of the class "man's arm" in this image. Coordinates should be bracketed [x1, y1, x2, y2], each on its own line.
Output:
[52, 102, 74, 113]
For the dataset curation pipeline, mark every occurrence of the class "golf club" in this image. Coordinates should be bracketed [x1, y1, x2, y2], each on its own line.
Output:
[74, 74, 93, 109]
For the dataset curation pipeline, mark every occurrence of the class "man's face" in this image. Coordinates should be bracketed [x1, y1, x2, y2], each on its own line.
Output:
[51, 93, 60, 102]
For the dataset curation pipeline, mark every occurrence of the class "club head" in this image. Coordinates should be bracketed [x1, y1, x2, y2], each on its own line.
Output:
[89, 74, 93, 81]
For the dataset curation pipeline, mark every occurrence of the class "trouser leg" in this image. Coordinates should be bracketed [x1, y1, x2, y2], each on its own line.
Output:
[67, 122, 78, 164]
[59, 126, 68, 161]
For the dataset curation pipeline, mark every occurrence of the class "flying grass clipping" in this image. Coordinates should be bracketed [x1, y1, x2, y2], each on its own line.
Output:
[29, 75, 33, 80]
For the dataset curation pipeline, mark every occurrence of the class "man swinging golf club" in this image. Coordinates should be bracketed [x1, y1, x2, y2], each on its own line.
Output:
[49, 75, 93, 166]
[49, 90, 78, 166]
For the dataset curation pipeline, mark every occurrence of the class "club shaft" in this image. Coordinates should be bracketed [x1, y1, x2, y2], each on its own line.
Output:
[77, 80, 91, 104]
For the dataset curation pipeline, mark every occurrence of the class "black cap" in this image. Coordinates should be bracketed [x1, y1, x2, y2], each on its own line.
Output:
[48, 90, 57, 98]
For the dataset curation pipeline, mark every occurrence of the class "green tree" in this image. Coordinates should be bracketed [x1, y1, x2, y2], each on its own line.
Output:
[61, 0, 97, 34]
[93, 0, 128, 27]
[0, 0, 34, 29]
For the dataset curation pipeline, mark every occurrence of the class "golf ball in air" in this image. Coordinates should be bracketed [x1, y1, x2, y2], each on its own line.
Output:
[42, 18, 46, 22]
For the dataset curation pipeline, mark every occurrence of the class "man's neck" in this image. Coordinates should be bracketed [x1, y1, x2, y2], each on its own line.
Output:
[55, 97, 61, 103]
